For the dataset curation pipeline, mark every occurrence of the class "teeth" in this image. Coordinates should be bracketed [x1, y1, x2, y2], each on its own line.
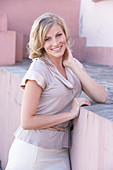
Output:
[52, 47, 61, 51]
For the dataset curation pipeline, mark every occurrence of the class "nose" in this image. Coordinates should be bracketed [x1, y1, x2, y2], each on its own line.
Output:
[52, 38, 58, 46]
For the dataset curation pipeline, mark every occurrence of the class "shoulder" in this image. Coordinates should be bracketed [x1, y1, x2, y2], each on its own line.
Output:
[29, 58, 47, 72]
[20, 58, 48, 89]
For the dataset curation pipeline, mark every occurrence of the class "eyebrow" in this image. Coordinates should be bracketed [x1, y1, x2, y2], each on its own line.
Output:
[45, 31, 62, 38]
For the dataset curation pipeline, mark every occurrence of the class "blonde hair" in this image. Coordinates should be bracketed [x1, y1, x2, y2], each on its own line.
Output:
[28, 13, 71, 59]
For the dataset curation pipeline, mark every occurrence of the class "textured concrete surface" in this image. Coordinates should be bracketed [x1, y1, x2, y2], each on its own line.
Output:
[82, 62, 113, 121]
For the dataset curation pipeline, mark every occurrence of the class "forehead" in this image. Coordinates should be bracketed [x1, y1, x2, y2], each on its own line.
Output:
[46, 23, 63, 36]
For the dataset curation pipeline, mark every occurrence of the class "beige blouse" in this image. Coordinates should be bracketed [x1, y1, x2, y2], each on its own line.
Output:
[14, 56, 82, 149]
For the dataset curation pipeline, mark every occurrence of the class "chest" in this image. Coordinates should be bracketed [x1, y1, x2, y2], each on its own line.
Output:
[42, 68, 82, 99]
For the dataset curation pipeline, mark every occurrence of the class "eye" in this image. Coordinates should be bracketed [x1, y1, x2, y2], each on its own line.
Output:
[45, 37, 51, 41]
[57, 33, 62, 37]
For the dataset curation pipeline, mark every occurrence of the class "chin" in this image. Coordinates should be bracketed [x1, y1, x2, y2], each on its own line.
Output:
[52, 53, 63, 58]
[52, 50, 65, 58]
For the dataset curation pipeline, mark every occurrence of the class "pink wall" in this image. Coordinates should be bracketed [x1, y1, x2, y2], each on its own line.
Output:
[70, 108, 113, 170]
[79, 0, 113, 65]
[0, 0, 113, 65]
[0, 0, 80, 37]
[85, 47, 113, 66]
[0, 69, 22, 169]
[0, 31, 16, 65]
[0, 0, 81, 54]
[0, 0, 87, 65]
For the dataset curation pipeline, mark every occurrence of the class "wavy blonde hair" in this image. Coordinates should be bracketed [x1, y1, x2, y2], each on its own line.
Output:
[28, 13, 71, 59]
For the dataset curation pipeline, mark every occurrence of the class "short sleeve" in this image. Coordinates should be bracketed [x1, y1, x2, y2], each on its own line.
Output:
[20, 59, 47, 89]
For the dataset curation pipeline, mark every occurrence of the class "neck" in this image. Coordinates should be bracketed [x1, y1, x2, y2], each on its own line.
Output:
[47, 55, 63, 69]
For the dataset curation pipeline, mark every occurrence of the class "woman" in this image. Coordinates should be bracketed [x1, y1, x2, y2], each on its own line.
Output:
[5, 13, 107, 170]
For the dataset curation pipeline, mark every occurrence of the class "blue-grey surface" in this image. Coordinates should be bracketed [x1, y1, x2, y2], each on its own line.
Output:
[81, 62, 113, 121]
[0, 59, 113, 121]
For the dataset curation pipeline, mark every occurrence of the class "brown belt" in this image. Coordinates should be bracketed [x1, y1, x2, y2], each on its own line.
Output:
[47, 122, 71, 132]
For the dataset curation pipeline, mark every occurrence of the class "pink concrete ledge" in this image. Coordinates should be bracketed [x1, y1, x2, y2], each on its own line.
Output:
[0, 69, 23, 169]
[85, 47, 113, 66]
[0, 31, 16, 65]
[70, 107, 113, 170]
[0, 14, 7, 31]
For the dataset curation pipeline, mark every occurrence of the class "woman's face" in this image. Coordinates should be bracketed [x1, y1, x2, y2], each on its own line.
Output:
[43, 23, 67, 59]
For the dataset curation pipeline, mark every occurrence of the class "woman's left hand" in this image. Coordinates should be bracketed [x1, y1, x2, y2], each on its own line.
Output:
[63, 47, 74, 68]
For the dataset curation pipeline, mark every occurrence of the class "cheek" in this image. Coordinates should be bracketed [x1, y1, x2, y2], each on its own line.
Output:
[62, 37, 67, 47]
[61, 35, 67, 45]
[44, 43, 50, 51]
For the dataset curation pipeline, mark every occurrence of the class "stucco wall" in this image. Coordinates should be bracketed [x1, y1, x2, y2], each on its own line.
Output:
[79, 0, 113, 65]
[70, 108, 113, 170]
[0, 0, 80, 37]
[0, 0, 86, 64]
[0, 69, 23, 169]
[80, 0, 113, 47]
[1, 0, 113, 65]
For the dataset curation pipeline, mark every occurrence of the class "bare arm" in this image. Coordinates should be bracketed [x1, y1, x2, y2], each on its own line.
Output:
[63, 48, 108, 103]
[20, 80, 90, 130]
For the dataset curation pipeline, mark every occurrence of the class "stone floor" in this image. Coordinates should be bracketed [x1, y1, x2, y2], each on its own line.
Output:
[1, 59, 113, 121]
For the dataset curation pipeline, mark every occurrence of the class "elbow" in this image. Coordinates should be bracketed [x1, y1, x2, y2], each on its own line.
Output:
[21, 125, 29, 130]
[21, 120, 30, 130]
[100, 90, 108, 103]
[20, 116, 41, 130]
[94, 89, 108, 104]
[102, 92, 108, 103]
[21, 118, 32, 130]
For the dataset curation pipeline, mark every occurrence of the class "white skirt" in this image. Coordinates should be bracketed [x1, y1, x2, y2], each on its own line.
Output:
[5, 138, 71, 170]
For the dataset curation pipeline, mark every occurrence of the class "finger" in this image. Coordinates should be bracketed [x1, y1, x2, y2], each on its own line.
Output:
[73, 98, 91, 106]
[79, 101, 91, 106]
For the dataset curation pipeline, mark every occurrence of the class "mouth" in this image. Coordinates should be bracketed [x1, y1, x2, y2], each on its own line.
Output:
[52, 46, 62, 52]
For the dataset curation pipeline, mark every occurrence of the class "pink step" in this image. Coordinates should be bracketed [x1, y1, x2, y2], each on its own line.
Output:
[85, 46, 113, 65]
[0, 31, 16, 65]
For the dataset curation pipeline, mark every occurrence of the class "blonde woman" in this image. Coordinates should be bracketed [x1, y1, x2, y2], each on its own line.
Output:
[5, 13, 107, 170]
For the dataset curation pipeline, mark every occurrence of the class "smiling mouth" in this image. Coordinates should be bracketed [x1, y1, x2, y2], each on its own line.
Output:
[52, 46, 62, 52]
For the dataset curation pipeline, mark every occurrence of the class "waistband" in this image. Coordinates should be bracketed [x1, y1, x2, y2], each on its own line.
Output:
[47, 122, 72, 132]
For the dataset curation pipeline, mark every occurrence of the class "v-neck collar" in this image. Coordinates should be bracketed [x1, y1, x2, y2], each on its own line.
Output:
[38, 56, 74, 89]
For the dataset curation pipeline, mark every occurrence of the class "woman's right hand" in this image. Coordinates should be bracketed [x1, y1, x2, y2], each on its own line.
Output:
[70, 98, 91, 119]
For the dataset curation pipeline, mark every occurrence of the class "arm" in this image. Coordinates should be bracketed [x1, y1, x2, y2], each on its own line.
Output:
[63, 48, 108, 103]
[20, 80, 90, 130]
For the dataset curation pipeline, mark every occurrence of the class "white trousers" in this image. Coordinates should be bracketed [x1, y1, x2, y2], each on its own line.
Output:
[5, 138, 71, 170]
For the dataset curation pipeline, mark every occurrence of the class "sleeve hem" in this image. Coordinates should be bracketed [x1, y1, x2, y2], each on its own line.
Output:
[20, 70, 46, 89]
